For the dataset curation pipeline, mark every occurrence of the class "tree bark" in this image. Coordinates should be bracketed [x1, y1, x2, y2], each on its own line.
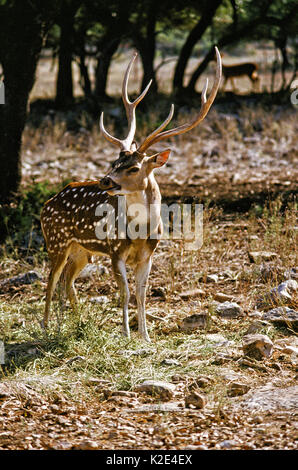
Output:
[133, 3, 158, 95]
[0, 2, 49, 203]
[94, 37, 121, 101]
[55, 2, 78, 108]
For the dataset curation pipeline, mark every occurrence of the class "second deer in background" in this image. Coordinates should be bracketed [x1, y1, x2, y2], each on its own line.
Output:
[222, 61, 259, 92]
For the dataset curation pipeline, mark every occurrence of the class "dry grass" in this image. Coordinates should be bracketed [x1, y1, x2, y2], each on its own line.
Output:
[0, 47, 297, 450]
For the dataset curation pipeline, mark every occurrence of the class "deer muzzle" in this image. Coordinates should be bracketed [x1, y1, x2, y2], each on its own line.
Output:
[99, 176, 121, 191]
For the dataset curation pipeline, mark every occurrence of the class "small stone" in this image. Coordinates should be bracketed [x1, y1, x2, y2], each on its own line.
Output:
[78, 264, 108, 279]
[179, 288, 205, 300]
[216, 301, 243, 318]
[242, 334, 273, 360]
[206, 274, 218, 283]
[244, 320, 271, 335]
[227, 382, 251, 397]
[217, 440, 239, 449]
[110, 390, 138, 398]
[248, 251, 278, 263]
[214, 292, 234, 302]
[90, 295, 109, 304]
[74, 440, 98, 450]
[161, 359, 181, 366]
[205, 333, 228, 344]
[189, 376, 213, 389]
[135, 380, 175, 400]
[151, 286, 167, 299]
[185, 392, 207, 409]
[212, 352, 234, 365]
[180, 313, 209, 330]
[280, 345, 298, 356]
[262, 307, 298, 331]
[257, 279, 298, 309]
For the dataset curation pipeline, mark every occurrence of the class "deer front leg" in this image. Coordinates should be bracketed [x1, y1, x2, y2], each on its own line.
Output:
[135, 258, 152, 343]
[112, 257, 130, 339]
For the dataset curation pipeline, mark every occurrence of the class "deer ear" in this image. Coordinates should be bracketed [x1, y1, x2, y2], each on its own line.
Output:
[148, 149, 171, 168]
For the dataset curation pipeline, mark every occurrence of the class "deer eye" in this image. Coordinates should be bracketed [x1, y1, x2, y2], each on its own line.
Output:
[127, 167, 139, 174]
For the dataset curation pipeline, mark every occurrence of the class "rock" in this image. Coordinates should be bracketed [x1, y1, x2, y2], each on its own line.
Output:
[237, 383, 298, 412]
[189, 376, 213, 389]
[280, 345, 298, 356]
[135, 380, 175, 400]
[227, 381, 251, 397]
[214, 292, 234, 302]
[270, 279, 298, 303]
[205, 333, 229, 344]
[185, 392, 207, 409]
[216, 301, 243, 318]
[248, 310, 263, 319]
[73, 440, 98, 450]
[0, 383, 11, 399]
[258, 264, 283, 282]
[244, 320, 271, 335]
[212, 352, 234, 365]
[78, 264, 108, 279]
[0, 271, 41, 292]
[206, 274, 218, 283]
[180, 313, 209, 330]
[284, 268, 298, 280]
[151, 286, 167, 299]
[90, 295, 109, 304]
[262, 307, 298, 331]
[217, 440, 240, 449]
[161, 359, 181, 366]
[248, 251, 278, 263]
[242, 334, 273, 360]
[179, 288, 205, 300]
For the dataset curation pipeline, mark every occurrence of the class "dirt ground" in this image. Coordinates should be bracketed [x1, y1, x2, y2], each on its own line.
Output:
[1, 49, 297, 452]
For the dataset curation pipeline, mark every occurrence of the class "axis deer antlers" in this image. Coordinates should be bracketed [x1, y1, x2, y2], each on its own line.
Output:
[41, 48, 221, 342]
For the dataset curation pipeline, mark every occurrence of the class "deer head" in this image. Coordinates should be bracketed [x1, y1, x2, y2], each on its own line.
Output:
[99, 48, 222, 195]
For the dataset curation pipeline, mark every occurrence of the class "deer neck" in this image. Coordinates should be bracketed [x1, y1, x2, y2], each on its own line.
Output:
[125, 173, 161, 233]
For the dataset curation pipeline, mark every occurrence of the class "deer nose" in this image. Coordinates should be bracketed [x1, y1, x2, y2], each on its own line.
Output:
[99, 176, 114, 190]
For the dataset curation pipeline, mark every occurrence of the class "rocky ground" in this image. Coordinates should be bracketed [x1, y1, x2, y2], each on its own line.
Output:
[0, 100, 297, 451]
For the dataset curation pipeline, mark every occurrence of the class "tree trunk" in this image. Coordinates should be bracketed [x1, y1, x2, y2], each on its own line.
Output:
[133, 3, 158, 95]
[173, 0, 222, 94]
[55, 5, 76, 108]
[0, 3, 47, 203]
[94, 37, 121, 101]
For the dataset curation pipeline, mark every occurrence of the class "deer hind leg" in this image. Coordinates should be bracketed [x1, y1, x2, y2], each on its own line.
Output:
[43, 246, 72, 328]
[231, 77, 237, 92]
[222, 76, 228, 91]
[63, 247, 90, 308]
[112, 257, 130, 339]
[135, 258, 152, 343]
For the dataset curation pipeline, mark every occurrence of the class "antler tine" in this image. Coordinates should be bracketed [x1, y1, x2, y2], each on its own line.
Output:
[138, 47, 222, 153]
[122, 52, 152, 151]
[100, 112, 123, 150]
[138, 104, 175, 154]
[100, 52, 152, 152]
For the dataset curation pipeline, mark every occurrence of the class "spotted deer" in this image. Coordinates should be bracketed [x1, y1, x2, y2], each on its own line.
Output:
[41, 48, 222, 342]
